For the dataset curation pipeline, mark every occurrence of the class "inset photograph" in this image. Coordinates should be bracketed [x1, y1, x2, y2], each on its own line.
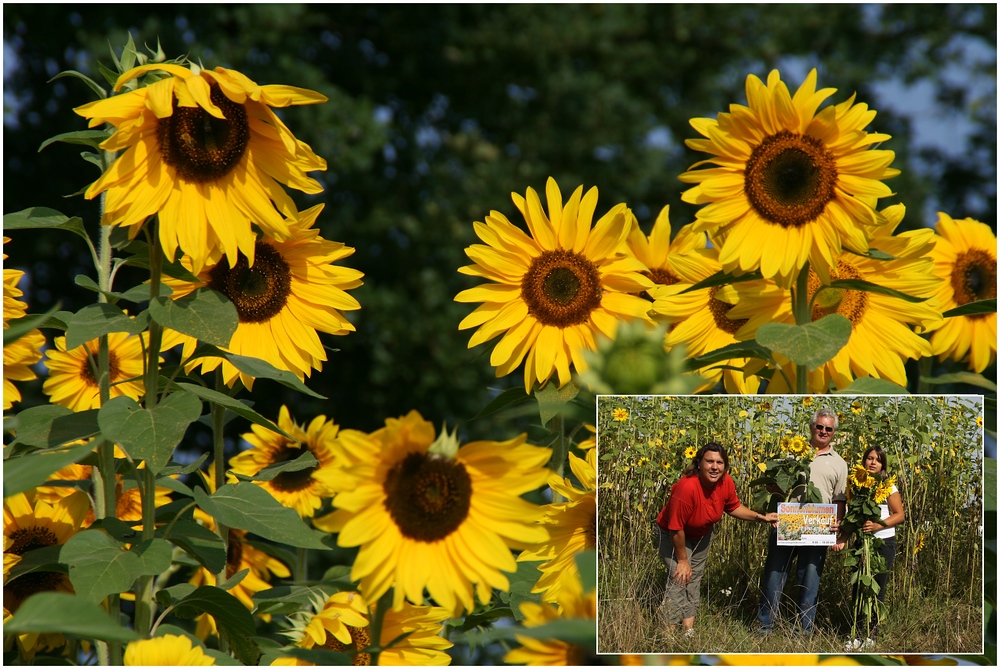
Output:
[596, 394, 985, 656]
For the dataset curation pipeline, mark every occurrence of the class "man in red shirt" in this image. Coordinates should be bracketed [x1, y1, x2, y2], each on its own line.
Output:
[655, 442, 777, 635]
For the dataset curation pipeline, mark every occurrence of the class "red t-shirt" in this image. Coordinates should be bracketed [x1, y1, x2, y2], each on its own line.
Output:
[655, 472, 741, 540]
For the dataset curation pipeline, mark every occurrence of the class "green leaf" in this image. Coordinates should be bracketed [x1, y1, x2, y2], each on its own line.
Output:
[943, 298, 996, 318]
[458, 617, 596, 646]
[575, 551, 596, 592]
[232, 450, 318, 483]
[3, 302, 63, 346]
[207, 349, 326, 399]
[850, 247, 898, 261]
[919, 372, 997, 392]
[65, 303, 145, 350]
[833, 378, 910, 394]
[47, 69, 108, 99]
[156, 583, 197, 610]
[7, 405, 100, 448]
[170, 586, 260, 666]
[755, 314, 852, 368]
[218, 568, 249, 592]
[174, 383, 288, 437]
[985, 458, 996, 514]
[193, 483, 330, 549]
[118, 281, 172, 303]
[498, 558, 543, 620]
[678, 268, 763, 295]
[3, 207, 90, 246]
[3, 442, 95, 498]
[61, 531, 173, 603]
[471, 386, 533, 421]
[535, 380, 580, 427]
[38, 129, 112, 153]
[5, 545, 66, 582]
[684, 339, 776, 371]
[826, 278, 929, 303]
[98, 391, 203, 474]
[252, 585, 334, 616]
[2, 592, 139, 642]
[149, 289, 238, 348]
[160, 451, 210, 477]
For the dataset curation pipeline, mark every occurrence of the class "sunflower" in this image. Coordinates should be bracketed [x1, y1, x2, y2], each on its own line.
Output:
[912, 533, 926, 556]
[517, 449, 596, 604]
[3, 243, 46, 410]
[728, 205, 941, 392]
[229, 405, 360, 518]
[278, 590, 453, 666]
[715, 655, 860, 666]
[577, 424, 596, 450]
[124, 634, 216, 666]
[456, 177, 654, 393]
[926, 212, 997, 373]
[978, 416, 984, 428]
[75, 62, 327, 275]
[802, 397, 814, 406]
[41, 330, 150, 411]
[650, 241, 760, 394]
[612, 408, 629, 422]
[787, 435, 809, 456]
[313, 410, 551, 616]
[679, 68, 899, 288]
[503, 574, 596, 666]
[683, 446, 697, 460]
[873, 476, 896, 505]
[624, 206, 708, 299]
[848, 464, 876, 491]
[3, 491, 89, 613]
[162, 204, 362, 390]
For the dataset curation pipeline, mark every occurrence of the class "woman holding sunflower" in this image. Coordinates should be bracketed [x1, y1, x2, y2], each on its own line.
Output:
[654, 443, 778, 636]
[840, 445, 905, 648]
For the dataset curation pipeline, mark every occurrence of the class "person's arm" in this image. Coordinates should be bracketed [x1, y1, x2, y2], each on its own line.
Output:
[863, 491, 904, 533]
[726, 504, 778, 524]
[669, 529, 692, 585]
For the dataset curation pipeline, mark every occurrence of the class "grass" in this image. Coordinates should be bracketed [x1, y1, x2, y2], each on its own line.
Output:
[597, 544, 984, 656]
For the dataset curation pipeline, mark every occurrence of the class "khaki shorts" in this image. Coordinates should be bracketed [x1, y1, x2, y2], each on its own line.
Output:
[657, 524, 713, 624]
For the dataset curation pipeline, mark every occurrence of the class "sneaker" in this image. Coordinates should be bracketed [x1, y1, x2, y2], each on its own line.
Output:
[683, 627, 695, 638]
[861, 638, 875, 650]
[844, 638, 861, 652]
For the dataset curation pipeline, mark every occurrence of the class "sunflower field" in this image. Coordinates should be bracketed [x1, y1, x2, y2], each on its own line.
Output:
[596, 395, 986, 655]
[2, 6, 997, 669]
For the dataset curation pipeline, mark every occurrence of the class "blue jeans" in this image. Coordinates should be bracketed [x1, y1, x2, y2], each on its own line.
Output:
[757, 529, 828, 633]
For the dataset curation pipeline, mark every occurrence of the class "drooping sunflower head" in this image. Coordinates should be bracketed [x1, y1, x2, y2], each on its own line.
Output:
[680, 68, 899, 287]
[457, 177, 654, 393]
[75, 62, 328, 274]
[848, 464, 870, 490]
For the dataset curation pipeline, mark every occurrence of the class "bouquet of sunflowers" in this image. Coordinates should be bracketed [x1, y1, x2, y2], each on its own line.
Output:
[840, 464, 897, 638]
[748, 434, 822, 513]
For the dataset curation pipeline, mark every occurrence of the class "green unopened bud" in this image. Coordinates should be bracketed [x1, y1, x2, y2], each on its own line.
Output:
[428, 423, 460, 460]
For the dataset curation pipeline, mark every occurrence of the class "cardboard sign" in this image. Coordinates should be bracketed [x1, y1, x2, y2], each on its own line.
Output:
[776, 502, 838, 546]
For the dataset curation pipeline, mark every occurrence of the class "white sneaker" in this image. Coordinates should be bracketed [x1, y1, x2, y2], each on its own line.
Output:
[861, 638, 875, 650]
[844, 638, 861, 652]
[683, 627, 695, 638]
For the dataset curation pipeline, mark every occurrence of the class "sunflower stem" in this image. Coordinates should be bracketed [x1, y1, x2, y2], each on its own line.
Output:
[295, 547, 309, 585]
[791, 263, 811, 394]
[917, 356, 933, 394]
[367, 589, 393, 666]
[549, 413, 567, 503]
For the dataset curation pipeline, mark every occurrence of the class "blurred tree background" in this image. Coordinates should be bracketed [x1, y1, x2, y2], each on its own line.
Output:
[3, 4, 996, 440]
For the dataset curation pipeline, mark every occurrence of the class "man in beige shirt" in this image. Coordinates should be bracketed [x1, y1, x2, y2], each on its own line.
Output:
[756, 407, 847, 635]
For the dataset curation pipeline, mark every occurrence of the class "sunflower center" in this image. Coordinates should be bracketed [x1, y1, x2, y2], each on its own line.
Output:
[226, 529, 244, 580]
[636, 268, 680, 302]
[565, 645, 606, 666]
[267, 443, 319, 493]
[585, 509, 597, 549]
[708, 286, 748, 335]
[382, 452, 472, 542]
[157, 84, 250, 183]
[744, 131, 838, 228]
[808, 260, 868, 326]
[522, 249, 602, 327]
[4, 526, 66, 612]
[207, 242, 292, 324]
[81, 349, 121, 387]
[951, 248, 997, 319]
[322, 626, 372, 666]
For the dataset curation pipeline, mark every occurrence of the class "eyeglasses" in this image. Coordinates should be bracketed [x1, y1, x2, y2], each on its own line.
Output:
[814, 425, 835, 433]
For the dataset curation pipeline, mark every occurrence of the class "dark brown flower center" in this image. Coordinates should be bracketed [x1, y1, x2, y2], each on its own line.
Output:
[808, 260, 868, 326]
[744, 131, 838, 228]
[708, 286, 748, 336]
[586, 508, 596, 549]
[157, 84, 250, 183]
[636, 267, 680, 302]
[383, 452, 472, 542]
[226, 529, 245, 580]
[266, 442, 319, 493]
[4, 526, 67, 612]
[951, 248, 997, 320]
[522, 249, 602, 327]
[80, 349, 121, 387]
[207, 242, 292, 324]
[322, 626, 372, 665]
